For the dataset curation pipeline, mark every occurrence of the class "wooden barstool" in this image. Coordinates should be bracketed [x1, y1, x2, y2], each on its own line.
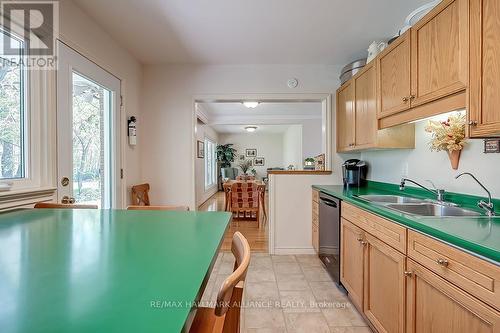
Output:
[190, 232, 250, 333]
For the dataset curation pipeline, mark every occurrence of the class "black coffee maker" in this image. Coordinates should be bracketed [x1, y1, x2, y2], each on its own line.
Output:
[342, 159, 368, 187]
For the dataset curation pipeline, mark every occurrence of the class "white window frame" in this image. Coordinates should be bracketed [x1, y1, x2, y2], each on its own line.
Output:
[204, 137, 217, 190]
[0, 24, 56, 198]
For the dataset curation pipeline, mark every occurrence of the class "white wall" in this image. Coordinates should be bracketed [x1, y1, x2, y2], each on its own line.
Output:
[301, 119, 323, 160]
[270, 174, 337, 254]
[195, 123, 219, 206]
[219, 132, 284, 178]
[59, 0, 143, 205]
[361, 121, 500, 198]
[283, 125, 303, 169]
[141, 64, 345, 207]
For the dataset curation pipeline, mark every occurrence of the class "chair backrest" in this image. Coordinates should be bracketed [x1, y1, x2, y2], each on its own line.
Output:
[214, 231, 250, 328]
[235, 175, 255, 181]
[34, 203, 98, 209]
[131, 183, 150, 206]
[230, 182, 259, 209]
[127, 205, 189, 211]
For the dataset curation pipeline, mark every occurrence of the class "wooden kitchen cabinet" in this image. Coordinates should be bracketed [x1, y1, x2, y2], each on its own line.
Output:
[469, 0, 500, 137]
[363, 233, 406, 333]
[336, 80, 355, 151]
[410, 0, 468, 107]
[377, 30, 411, 118]
[377, 0, 468, 129]
[337, 62, 415, 153]
[312, 190, 319, 253]
[406, 259, 499, 333]
[340, 218, 365, 310]
[354, 62, 378, 148]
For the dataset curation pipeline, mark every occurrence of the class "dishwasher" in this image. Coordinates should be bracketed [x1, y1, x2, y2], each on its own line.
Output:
[318, 192, 341, 285]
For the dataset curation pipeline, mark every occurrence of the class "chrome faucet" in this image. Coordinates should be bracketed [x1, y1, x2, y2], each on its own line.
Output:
[455, 172, 495, 216]
[400, 178, 446, 202]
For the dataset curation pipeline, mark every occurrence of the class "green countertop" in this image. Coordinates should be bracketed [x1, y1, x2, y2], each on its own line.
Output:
[313, 182, 500, 263]
[0, 209, 231, 333]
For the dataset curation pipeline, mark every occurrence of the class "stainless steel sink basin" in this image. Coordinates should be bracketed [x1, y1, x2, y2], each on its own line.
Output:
[356, 195, 427, 204]
[386, 203, 481, 217]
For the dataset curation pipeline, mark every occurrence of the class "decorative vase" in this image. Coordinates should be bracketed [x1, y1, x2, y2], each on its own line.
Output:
[448, 150, 461, 170]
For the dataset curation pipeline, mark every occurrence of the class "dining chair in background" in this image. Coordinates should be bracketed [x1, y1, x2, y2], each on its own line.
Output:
[131, 183, 151, 206]
[127, 205, 189, 211]
[230, 182, 260, 223]
[190, 231, 250, 333]
[34, 203, 98, 209]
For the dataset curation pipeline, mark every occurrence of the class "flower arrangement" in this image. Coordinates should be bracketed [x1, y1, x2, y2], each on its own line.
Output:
[424, 112, 467, 169]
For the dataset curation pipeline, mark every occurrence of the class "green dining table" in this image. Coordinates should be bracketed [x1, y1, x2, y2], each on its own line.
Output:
[0, 209, 232, 333]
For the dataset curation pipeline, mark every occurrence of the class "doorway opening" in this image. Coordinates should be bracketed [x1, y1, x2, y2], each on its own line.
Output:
[193, 95, 331, 253]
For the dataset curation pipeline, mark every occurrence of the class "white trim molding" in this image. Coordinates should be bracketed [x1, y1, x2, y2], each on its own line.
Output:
[0, 187, 57, 211]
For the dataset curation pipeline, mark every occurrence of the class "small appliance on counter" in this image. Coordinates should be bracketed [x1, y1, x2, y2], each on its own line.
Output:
[342, 159, 368, 187]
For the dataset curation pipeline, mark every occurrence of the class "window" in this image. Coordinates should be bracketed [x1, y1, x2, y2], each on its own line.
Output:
[204, 138, 217, 189]
[0, 29, 26, 180]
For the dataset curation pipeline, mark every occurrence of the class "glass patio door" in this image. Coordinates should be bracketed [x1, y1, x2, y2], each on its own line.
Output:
[56, 42, 122, 208]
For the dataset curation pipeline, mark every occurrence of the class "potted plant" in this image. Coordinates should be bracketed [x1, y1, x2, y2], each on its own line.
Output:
[216, 144, 236, 168]
[425, 112, 467, 170]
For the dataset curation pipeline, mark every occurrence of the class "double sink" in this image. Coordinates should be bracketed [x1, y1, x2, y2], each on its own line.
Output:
[355, 194, 481, 217]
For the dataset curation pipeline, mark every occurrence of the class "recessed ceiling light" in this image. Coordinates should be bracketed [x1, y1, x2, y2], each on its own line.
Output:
[245, 126, 258, 133]
[242, 101, 260, 108]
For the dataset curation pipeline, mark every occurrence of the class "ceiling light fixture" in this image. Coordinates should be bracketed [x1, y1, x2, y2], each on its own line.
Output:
[245, 126, 258, 133]
[242, 101, 260, 108]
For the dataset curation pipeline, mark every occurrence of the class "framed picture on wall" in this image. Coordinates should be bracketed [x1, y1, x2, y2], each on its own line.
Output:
[254, 157, 265, 166]
[246, 149, 257, 157]
[314, 154, 325, 171]
[197, 140, 204, 158]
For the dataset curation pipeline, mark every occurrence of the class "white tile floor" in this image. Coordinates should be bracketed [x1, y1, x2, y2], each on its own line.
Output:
[200, 253, 372, 333]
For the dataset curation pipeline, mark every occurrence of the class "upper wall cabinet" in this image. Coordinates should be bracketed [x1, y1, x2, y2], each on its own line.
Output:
[377, 0, 469, 129]
[337, 62, 415, 153]
[469, 0, 500, 137]
[377, 31, 411, 119]
[410, 0, 468, 107]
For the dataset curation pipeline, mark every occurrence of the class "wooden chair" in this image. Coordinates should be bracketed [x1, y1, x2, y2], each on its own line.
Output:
[230, 182, 260, 223]
[235, 175, 255, 181]
[34, 203, 98, 209]
[127, 205, 189, 211]
[190, 232, 250, 333]
[131, 183, 151, 206]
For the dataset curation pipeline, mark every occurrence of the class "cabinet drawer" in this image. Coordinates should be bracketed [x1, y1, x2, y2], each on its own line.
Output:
[312, 190, 319, 203]
[408, 230, 500, 310]
[312, 201, 319, 217]
[341, 202, 407, 254]
[312, 223, 319, 252]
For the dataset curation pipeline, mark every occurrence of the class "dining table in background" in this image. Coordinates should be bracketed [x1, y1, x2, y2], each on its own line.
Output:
[0, 209, 231, 333]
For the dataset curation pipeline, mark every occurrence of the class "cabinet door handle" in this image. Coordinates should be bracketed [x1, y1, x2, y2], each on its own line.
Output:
[360, 241, 368, 246]
[404, 271, 413, 277]
[436, 258, 449, 267]
[410, 95, 416, 100]
[468, 120, 478, 126]
[356, 236, 363, 242]
[402, 96, 409, 103]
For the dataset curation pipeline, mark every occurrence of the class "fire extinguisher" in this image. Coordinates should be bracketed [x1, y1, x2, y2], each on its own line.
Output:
[128, 116, 137, 146]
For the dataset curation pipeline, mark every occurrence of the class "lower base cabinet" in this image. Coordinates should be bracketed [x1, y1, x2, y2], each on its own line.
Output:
[339, 204, 500, 333]
[340, 218, 365, 310]
[406, 259, 499, 333]
[364, 233, 406, 333]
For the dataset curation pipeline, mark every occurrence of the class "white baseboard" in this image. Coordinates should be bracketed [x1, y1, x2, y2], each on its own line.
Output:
[274, 247, 317, 255]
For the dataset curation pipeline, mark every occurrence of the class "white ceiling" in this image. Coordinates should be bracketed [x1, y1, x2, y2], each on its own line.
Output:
[73, 0, 429, 65]
[212, 124, 292, 134]
[197, 102, 322, 125]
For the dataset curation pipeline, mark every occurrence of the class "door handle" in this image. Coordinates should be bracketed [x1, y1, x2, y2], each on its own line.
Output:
[320, 198, 338, 208]
[61, 196, 76, 204]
